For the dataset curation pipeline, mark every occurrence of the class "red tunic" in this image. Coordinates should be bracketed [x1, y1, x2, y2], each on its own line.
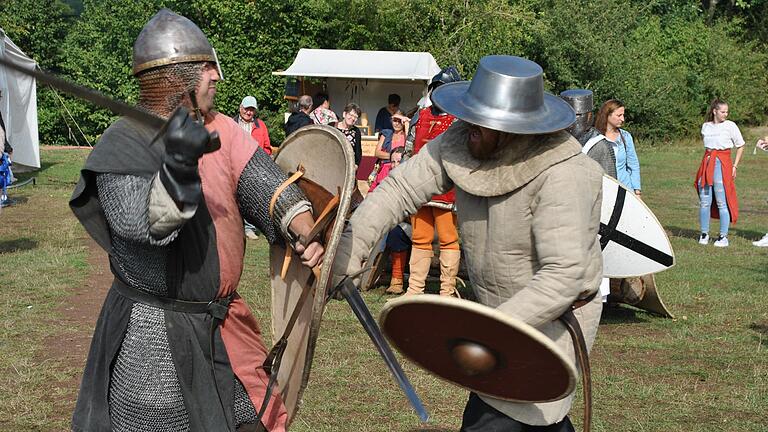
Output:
[694, 148, 738, 223]
[413, 107, 456, 204]
[201, 113, 287, 431]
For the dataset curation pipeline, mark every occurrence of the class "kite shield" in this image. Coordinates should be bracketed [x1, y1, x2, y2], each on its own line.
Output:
[599, 175, 675, 278]
[269, 125, 355, 424]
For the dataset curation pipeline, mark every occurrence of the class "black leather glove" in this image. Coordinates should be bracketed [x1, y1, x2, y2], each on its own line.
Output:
[159, 108, 211, 205]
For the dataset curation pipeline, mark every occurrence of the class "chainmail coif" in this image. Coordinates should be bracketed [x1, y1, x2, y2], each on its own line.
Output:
[137, 62, 204, 118]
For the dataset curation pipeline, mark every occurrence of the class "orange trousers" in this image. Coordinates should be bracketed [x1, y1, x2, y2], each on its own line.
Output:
[410, 206, 459, 251]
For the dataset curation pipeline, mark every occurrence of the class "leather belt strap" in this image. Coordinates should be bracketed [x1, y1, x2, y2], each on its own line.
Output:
[572, 290, 598, 311]
[558, 294, 595, 432]
[113, 278, 233, 319]
[113, 277, 235, 422]
[269, 168, 305, 220]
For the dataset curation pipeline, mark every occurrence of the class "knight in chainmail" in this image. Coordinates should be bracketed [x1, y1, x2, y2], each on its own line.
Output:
[560, 89, 617, 178]
[69, 9, 324, 432]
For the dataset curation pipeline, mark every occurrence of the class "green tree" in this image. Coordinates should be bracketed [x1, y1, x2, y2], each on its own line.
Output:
[4, 0, 768, 145]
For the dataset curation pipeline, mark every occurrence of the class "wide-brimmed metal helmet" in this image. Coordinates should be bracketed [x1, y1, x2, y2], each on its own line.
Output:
[431, 56, 575, 135]
[428, 66, 462, 91]
[132, 8, 221, 76]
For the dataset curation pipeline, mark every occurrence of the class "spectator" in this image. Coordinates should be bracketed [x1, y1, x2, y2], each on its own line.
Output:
[233, 96, 269, 239]
[310, 91, 338, 126]
[695, 98, 744, 247]
[0, 89, 12, 156]
[753, 138, 768, 246]
[368, 147, 410, 295]
[336, 103, 363, 167]
[595, 99, 641, 196]
[0, 90, 12, 208]
[232, 95, 272, 155]
[374, 93, 401, 133]
[374, 112, 409, 159]
[369, 111, 408, 185]
[285, 94, 313, 136]
[0, 150, 12, 207]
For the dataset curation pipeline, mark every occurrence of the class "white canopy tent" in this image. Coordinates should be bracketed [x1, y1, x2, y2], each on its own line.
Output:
[273, 49, 441, 130]
[0, 28, 40, 169]
[274, 48, 440, 80]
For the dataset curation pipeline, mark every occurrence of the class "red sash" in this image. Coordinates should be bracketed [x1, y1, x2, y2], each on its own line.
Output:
[694, 149, 738, 223]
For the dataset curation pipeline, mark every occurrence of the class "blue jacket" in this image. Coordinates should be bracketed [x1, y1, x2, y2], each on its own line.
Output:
[613, 129, 641, 191]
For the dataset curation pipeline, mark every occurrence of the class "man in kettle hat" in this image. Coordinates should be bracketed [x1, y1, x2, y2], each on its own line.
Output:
[332, 55, 603, 431]
[69, 9, 323, 432]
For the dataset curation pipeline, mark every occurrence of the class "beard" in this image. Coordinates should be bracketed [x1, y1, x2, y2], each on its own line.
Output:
[467, 125, 500, 160]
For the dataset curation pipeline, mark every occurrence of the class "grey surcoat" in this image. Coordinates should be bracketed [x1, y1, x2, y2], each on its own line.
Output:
[97, 173, 259, 431]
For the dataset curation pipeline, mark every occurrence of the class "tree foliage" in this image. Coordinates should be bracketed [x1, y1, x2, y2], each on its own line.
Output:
[2, 0, 767, 145]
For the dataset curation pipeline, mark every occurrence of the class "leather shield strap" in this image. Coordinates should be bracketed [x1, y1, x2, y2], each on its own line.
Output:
[261, 170, 339, 421]
[269, 169, 305, 220]
[269, 169, 305, 279]
[558, 305, 593, 432]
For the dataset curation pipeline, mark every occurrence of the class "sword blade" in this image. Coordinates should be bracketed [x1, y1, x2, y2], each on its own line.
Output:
[337, 278, 430, 423]
[0, 56, 165, 130]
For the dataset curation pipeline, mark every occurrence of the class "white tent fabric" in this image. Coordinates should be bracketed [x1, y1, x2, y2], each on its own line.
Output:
[0, 28, 40, 169]
[273, 49, 441, 80]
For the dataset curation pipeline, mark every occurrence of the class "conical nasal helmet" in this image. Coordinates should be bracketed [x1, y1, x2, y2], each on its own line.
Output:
[132, 8, 221, 76]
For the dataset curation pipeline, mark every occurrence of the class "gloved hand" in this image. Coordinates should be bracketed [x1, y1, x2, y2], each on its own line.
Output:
[159, 108, 211, 205]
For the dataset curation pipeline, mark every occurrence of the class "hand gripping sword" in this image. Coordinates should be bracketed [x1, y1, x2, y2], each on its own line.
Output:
[328, 276, 430, 423]
[0, 56, 220, 152]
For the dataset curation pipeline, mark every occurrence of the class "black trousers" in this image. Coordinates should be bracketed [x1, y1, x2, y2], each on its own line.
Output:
[461, 393, 576, 432]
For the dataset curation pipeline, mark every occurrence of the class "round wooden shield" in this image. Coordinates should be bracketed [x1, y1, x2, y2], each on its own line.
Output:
[379, 295, 577, 402]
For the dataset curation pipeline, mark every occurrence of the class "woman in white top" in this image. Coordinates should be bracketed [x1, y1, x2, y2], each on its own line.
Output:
[694, 98, 745, 247]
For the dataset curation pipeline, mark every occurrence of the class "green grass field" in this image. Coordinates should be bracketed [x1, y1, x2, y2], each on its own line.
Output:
[1, 137, 766, 431]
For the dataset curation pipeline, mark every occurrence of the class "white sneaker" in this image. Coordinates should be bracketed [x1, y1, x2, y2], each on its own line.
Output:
[752, 233, 768, 247]
[245, 230, 259, 240]
[713, 235, 729, 247]
[698, 233, 709, 245]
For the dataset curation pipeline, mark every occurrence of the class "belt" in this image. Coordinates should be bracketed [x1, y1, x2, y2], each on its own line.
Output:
[113, 278, 234, 422]
[113, 278, 233, 319]
[557, 291, 598, 432]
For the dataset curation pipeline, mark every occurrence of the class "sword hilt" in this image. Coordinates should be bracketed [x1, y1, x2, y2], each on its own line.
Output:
[188, 90, 220, 154]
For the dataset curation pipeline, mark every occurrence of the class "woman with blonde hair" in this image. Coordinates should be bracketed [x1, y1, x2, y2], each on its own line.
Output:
[694, 98, 745, 247]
